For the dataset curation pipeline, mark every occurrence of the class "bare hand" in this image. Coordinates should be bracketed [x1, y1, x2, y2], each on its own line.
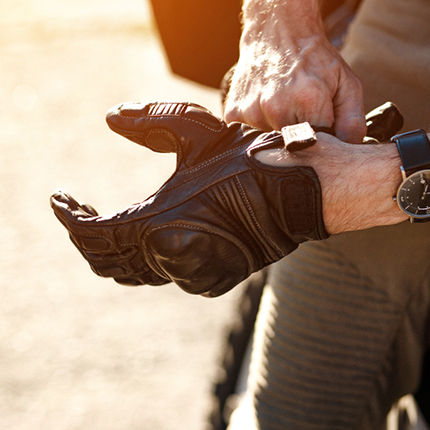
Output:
[224, 0, 366, 142]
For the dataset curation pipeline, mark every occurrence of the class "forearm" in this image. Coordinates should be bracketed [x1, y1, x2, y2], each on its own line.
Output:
[241, 0, 325, 41]
[227, 0, 365, 139]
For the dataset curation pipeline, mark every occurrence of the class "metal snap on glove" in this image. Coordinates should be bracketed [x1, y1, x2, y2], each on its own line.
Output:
[50, 102, 328, 297]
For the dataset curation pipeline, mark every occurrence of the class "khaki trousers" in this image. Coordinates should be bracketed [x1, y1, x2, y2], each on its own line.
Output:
[228, 0, 430, 428]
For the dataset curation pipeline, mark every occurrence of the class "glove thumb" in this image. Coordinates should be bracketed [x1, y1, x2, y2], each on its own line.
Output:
[50, 189, 98, 224]
[106, 102, 233, 165]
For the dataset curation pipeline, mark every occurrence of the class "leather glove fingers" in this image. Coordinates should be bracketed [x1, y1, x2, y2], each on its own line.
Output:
[51, 102, 327, 296]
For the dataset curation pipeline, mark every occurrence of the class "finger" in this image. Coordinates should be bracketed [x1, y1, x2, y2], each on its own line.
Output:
[332, 78, 366, 143]
[222, 64, 270, 129]
[51, 193, 138, 278]
[259, 84, 336, 132]
[224, 95, 273, 131]
[105, 101, 227, 154]
[51, 190, 169, 286]
[50, 189, 97, 225]
[50, 190, 112, 252]
[291, 101, 335, 132]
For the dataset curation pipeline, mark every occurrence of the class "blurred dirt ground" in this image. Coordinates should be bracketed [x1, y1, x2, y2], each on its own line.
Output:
[0, 1, 243, 429]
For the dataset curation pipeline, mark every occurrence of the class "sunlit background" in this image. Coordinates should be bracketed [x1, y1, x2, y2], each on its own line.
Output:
[0, 1, 239, 429]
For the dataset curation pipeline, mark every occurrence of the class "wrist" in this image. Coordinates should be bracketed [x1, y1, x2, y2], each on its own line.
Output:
[319, 143, 406, 234]
[255, 135, 407, 234]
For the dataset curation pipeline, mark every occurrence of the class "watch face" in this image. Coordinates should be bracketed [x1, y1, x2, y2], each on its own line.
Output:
[397, 170, 430, 218]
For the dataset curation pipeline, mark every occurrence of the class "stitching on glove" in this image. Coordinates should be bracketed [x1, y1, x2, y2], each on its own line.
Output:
[159, 154, 249, 196]
[117, 113, 225, 133]
[234, 176, 283, 258]
[178, 116, 225, 132]
[143, 223, 221, 241]
[115, 224, 141, 248]
[141, 223, 233, 280]
[144, 129, 178, 153]
[217, 183, 269, 260]
[217, 185, 229, 210]
[160, 166, 228, 195]
[200, 189, 244, 238]
[200, 189, 262, 262]
[177, 145, 244, 175]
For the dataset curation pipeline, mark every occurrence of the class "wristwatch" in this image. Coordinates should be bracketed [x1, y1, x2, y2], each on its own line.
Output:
[391, 129, 430, 223]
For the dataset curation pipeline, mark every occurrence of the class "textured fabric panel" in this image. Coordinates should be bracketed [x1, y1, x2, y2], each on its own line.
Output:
[228, 220, 430, 430]
[341, 0, 430, 131]
[248, 242, 403, 430]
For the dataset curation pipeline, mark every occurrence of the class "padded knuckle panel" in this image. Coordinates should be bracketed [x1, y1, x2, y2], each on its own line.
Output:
[145, 225, 249, 295]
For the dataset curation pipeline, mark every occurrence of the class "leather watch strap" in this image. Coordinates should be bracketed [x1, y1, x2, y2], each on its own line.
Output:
[391, 129, 430, 176]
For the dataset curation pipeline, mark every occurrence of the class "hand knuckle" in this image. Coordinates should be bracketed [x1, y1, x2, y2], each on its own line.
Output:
[259, 98, 285, 130]
[291, 87, 329, 124]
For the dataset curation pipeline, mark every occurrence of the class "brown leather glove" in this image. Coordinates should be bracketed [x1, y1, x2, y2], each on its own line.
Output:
[50, 102, 329, 297]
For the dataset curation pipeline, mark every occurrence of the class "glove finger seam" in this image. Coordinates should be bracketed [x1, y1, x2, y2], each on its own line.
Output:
[117, 114, 226, 133]
[115, 224, 141, 248]
[202, 188, 264, 265]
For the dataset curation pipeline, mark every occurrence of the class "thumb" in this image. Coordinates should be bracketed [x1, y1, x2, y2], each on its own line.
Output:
[333, 79, 367, 143]
[50, 189, 98, 228]
[50, 189, 117, 254]
[105, 101, 228, 157]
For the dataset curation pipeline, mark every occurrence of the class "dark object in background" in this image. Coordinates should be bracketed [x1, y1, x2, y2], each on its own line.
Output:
[148, 0, 242, 88]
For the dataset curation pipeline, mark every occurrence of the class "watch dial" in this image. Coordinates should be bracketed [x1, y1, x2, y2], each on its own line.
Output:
[397, 170, 430, 218]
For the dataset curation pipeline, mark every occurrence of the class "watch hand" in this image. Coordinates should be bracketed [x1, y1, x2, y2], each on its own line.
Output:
[422, 184, 429, 199]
